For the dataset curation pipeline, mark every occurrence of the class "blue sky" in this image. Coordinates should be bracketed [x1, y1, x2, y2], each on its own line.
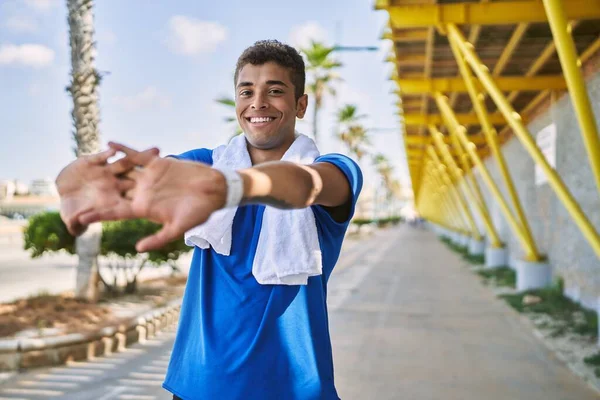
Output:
[0, 0, 407, 191]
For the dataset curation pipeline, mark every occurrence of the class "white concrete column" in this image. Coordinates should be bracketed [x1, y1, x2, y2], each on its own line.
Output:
[485, 246, 507, 269]
[468, 238, 485, 256]
[516, 259, 552, 291]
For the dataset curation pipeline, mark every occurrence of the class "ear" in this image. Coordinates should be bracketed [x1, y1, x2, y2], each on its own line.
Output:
[295, 94, 308, 119]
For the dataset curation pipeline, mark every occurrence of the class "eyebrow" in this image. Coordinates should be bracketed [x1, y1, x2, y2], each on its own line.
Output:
[236, 80, 289, 88]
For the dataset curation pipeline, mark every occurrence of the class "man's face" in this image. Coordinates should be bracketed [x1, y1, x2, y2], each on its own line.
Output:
[235, 62, 307, 150]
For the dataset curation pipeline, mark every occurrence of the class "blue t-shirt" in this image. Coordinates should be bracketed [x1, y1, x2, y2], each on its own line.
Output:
[163, 148, 363, 400]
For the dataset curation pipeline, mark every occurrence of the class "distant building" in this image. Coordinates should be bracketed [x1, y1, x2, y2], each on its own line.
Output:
[0, 180, 16, 200]
[0, 195, 59, 218]
[14, 180, 29, 196]
[0, 179, 58, 218]
[29, 179, 58, 197]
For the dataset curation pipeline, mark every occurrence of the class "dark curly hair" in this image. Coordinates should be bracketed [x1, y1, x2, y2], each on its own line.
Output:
[234, 40, 305, 101]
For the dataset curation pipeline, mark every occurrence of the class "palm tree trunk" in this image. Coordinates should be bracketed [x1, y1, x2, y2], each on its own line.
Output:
[67, 0, 102, 302]
[312, 98, 319, 145]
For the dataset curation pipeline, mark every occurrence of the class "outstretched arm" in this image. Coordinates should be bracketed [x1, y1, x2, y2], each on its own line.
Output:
[239, 161, 351, 210]
[98, 143, 352, 252]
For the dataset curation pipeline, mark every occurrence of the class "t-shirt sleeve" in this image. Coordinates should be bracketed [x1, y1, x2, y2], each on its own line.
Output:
[167, 148, 213, 165]
[311, 153, 363, 228]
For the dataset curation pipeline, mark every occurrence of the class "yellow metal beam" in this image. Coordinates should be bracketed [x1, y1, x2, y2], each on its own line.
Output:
[543, 0, 600, 195]
[418, 27, 435, 137]
[496, 21, 581, 137]
[395, 75, 566, 94]
[384, 29, 429, 42]
[448, 22, 600, 259]
[393, 54, 427, 66]
[385, 0, 600, 28]
[436, 93, 541, 257]
[493, 23, 529, 76]
[448, 32, 540, 258]
[429, 127, 501, 246]
[405, 134, 489, 146]
[404, 112, 506, 126]
[427, 146, 481, 240]
[448, 2, 488, 110]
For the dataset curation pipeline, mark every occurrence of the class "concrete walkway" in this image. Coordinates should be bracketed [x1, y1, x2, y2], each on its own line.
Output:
[330, 225, 599, 399]
[1, 225, 598, 399]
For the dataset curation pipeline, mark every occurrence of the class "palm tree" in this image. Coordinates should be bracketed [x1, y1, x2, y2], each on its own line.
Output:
[337, 104, 369, 163]
[66, 0, 102, 302]
[301, 41, 342, 145]
[372, 154, 403, 218]
[215, 96, 242, 139]
[372, 153, 394, 192]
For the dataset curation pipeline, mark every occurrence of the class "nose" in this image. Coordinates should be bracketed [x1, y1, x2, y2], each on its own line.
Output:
[251, 92, 268, 110]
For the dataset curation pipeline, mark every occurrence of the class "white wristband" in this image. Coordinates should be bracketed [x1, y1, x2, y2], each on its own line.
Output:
[215, 168, 244, 208]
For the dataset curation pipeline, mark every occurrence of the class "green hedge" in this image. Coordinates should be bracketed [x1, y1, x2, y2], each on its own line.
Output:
[351, 216, 403, 227]
[23, 212, 191, 294]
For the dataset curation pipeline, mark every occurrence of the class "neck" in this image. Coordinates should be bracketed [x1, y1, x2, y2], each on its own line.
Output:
[247, 133, 296, 165]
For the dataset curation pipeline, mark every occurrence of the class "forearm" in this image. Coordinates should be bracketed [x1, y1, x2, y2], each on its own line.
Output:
[237, 161, 323, 209]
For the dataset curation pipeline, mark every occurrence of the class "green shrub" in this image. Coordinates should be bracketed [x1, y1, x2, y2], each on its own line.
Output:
[101, 219, 190, 266]
[351, 216, 402, 227]
[23, 212, 75, 257]
[23, 212, 191, 294]
[352, 218, 374, 226]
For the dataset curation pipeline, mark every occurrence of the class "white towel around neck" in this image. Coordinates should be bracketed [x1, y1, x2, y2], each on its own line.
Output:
[184, 132, 323, 285]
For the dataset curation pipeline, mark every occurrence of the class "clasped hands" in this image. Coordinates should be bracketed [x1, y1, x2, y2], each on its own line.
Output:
[56, 142, 227, 252]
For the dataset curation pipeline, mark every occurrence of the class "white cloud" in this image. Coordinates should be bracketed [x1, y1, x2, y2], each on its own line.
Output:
[165, 16, 228, 56]
[113, 86, 171, 112]
[5, 15, 38, 33]
[25, 0, 59, 12]
[289, 21, 330, 50]
[0, 44, 54, 68]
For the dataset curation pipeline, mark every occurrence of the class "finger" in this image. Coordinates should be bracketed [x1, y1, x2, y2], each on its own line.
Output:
[116, 178, 135, 193]
[65, 217, 85, 236]
[109, 148, 160, 172]
[124, 169, 142, 181]
[136, 224, 180, 253]
[78, 201, 135, 224]
[87, 148, 117, 165]
[107, 156, 137, 176]
[124, 188, 134, 200]
[109, 142, 159, 166]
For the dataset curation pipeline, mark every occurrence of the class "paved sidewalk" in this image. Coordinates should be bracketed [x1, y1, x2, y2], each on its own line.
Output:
[330, 225, 599, 399]
[1, 226, 598, 399]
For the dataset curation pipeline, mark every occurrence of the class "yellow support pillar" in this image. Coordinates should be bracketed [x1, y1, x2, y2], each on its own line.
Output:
[425, 159, 465, 232]
[427, 165, 468, 233]
[426, 146, 482, 240]
[542, 0, 600, 195]
[447, 23, 600, 259]
[428, 134, 499, 244]
[434, 95, 542, 260]
[447, 34, 539, 258]
[445, 121, 493, 234]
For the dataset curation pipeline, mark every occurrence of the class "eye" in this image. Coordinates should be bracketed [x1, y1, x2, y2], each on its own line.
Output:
[269, 88, 284, 95]
[239, 90, 252, 97]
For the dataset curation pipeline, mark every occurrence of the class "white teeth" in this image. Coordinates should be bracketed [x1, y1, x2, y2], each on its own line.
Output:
[250, 117, 274, 123]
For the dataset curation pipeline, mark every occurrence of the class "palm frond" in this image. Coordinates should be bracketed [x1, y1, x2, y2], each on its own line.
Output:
[215, 96, 236, 107]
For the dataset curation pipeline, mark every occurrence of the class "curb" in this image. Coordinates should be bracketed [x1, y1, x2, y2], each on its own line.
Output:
[0, 298, 181, 372]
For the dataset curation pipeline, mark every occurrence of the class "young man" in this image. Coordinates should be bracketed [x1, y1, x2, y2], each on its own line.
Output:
[56, 40, 362, 399]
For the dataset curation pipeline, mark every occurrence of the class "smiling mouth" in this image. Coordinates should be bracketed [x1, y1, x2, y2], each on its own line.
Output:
[246, 116, 276, 124]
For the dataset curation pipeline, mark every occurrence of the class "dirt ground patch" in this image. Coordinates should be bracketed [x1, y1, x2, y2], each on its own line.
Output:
[0, 275, 187, 339]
